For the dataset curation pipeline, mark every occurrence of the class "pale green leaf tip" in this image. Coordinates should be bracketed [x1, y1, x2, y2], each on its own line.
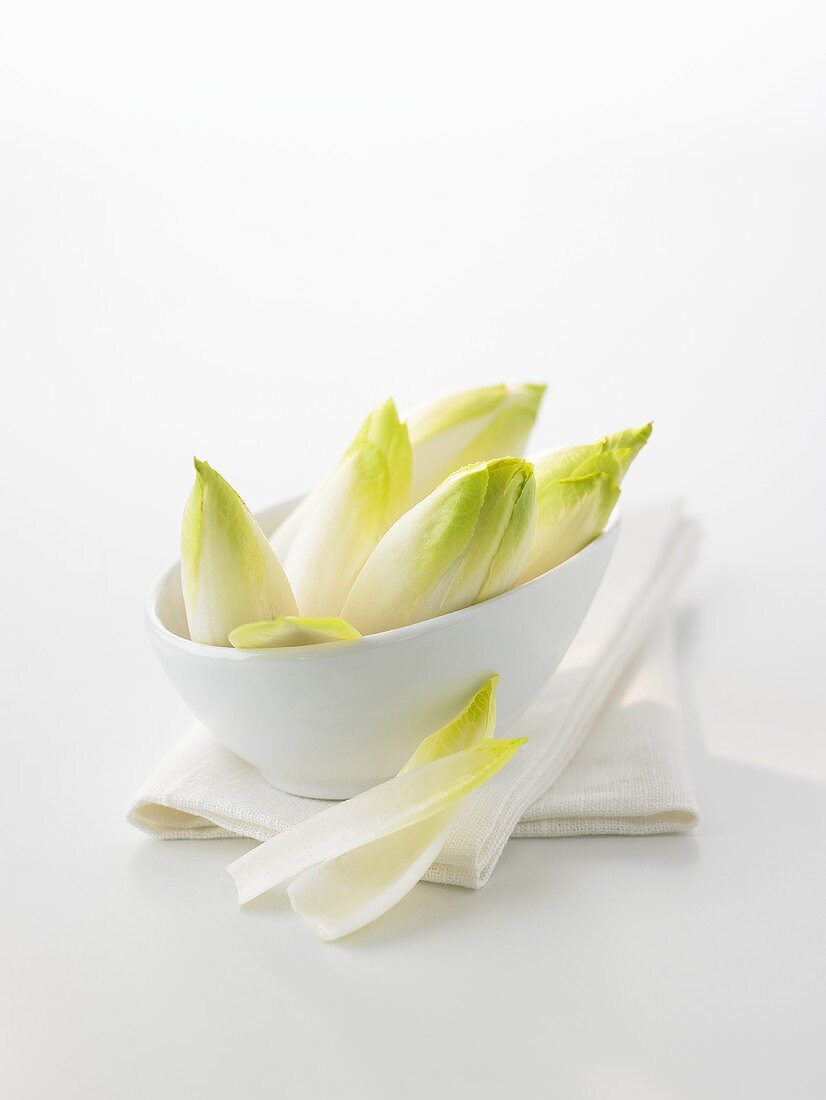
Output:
[192, 457, 227, 488]
[620, 421, 653, 445]
[351, 396, 407, 455]
[472, 674, 499, 709]
[445, 455, 533, 494]
[190, 457, 250, 507]
[503, 736, 529, 750]
[366, 396, 399, 425]
[521, 382, 548, 407]
[487, 455, 534, 475]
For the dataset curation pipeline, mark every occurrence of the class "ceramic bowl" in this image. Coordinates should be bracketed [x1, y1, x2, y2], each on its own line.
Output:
[147, 498, 620, 798]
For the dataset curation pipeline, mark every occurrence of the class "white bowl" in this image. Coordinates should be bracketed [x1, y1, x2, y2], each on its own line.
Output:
[147, 498, 620, 798]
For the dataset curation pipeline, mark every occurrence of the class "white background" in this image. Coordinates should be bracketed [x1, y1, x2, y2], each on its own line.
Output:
[2, 3, 825, 1098]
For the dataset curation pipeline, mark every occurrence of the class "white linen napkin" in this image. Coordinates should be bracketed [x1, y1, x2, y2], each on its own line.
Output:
[128, 503, 700, 888]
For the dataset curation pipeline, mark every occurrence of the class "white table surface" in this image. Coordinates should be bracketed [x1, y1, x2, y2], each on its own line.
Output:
[3, 4, 825, 1097]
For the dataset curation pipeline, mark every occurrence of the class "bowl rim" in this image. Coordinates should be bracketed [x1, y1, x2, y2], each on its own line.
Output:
[146, 500, 621, 662]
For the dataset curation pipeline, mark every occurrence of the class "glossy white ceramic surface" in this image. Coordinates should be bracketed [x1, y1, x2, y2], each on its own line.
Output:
[147, 498, 620, 797]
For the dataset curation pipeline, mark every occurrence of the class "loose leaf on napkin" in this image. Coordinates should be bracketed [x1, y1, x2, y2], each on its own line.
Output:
[287, 677, 499, 940]
[288, 811, 454, 941]
[227, 732, 526, 905]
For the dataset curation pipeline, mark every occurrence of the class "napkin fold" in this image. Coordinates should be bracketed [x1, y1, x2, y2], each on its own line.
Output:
[129, 503, 700, 888]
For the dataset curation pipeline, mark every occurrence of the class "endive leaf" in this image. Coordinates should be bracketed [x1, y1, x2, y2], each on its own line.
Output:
[349, 395, 413, 525]
[227, 737, 526, 905]
[518, 423, 651, 583]
[531, 422, 652, 483]
[407, 383, 546, 503]
[228, 616, 361, 649]
[181, 459, 298, 646]
[271, 398, 412, 617]
[398, 675, 497, 774]
[603, 423, 653, 470]
[287, 677, 500, 940]
[341, 457, 536, 635]
[287, 811, 455, 941]
[519, 472, 621, 582]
